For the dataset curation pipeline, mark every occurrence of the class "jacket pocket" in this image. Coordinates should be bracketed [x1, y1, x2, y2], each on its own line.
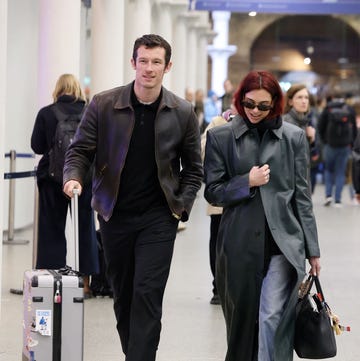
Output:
[92, 163, 107, 193]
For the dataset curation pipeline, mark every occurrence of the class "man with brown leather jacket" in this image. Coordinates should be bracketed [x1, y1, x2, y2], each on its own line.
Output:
[63, 34, 203, 361]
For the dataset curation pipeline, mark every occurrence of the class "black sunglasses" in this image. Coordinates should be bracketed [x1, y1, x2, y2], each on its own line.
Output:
[241, 100, 273, 111]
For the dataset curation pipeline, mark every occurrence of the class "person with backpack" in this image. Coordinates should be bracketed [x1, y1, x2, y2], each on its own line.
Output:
[352, 132, 360, 200]
[31, 73, 99, 298]
[352, 103, 360, 204]
[318, 94, 357, 207]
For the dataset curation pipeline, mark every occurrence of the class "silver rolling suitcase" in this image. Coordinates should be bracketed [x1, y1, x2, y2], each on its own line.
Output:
[22, 189, 84, 361]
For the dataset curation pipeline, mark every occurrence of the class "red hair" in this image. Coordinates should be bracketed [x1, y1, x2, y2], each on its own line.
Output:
[234, 71, 284, 120]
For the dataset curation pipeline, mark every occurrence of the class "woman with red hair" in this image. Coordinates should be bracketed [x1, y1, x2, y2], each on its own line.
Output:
[204, 71, 321, 361]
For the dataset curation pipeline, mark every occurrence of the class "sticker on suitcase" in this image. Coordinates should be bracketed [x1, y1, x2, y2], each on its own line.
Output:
[35, 310, 52, 336]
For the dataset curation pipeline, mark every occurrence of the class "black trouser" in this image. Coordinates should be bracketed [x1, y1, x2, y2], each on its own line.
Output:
[99, 206, 178, 361]
[210, 214, 222, 296]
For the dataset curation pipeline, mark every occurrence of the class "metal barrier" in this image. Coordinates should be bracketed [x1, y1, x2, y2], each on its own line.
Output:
[3, 150, 36, 245]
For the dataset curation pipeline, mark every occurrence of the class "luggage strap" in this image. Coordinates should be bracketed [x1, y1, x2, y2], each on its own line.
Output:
[58, 265, 82, 277]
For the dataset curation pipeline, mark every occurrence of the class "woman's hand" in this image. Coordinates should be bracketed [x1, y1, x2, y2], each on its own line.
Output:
[309, 256, 321, 277]
[249, 164, 270, 187]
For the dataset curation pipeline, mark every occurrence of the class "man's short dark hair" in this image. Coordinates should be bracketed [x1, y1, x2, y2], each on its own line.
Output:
[132, 34, 172, 67]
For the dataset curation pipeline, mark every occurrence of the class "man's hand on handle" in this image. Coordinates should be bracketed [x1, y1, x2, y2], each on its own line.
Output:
[63, 180, 83, 198]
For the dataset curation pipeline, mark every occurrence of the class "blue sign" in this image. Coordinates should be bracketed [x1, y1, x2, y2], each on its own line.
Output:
[191, 1, 360, 15]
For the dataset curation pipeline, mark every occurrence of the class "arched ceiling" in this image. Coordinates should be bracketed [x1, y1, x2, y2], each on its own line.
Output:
[194, 0, 360, 15]
[250, 15, 360, 93]
[210, 13, 360, 95]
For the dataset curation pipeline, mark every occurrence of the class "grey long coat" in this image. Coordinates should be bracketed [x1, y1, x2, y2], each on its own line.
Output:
[204, 115, 320, 361]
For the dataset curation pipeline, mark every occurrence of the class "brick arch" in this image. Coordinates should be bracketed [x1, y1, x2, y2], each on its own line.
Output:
[227, 14, 360, 94]
[226, 13, 285, 85]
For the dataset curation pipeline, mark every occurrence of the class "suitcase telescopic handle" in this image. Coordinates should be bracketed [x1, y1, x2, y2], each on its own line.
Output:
[70, 188, 80, 271]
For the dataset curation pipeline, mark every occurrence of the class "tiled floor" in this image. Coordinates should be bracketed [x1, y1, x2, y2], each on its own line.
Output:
[1, 184, 359, 361]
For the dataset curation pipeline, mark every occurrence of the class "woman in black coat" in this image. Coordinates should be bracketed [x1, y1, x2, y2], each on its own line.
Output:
[204, 71, 321, 361]
[31, 74, 99, 297]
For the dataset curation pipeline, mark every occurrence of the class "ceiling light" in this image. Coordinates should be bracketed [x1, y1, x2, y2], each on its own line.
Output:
[338, 57, 348, 64]
[307, 46, 314, 54]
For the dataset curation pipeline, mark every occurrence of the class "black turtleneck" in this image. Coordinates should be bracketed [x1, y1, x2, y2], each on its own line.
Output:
[242, 115, 282, 131]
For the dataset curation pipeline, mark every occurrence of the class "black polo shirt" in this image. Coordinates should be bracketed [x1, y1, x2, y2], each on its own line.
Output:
[114, 88, 168, 215]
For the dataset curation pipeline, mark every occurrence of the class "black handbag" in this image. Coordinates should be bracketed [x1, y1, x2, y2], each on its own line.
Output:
[294, 274, 337, 359]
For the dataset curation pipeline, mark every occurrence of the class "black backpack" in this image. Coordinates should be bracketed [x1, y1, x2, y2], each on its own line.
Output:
[48, 104, 83, 183]
[325, 104, 353, 147]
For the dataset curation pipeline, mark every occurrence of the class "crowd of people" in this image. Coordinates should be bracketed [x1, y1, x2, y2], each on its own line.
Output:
[31, 33, 359, 361]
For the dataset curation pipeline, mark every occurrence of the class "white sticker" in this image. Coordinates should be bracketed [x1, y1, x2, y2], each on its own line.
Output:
[35, 310, 52, 336]
[27, 336, 39, 348]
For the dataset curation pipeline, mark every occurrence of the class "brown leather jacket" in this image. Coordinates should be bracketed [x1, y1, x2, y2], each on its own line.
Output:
[63, 82, 203, 222]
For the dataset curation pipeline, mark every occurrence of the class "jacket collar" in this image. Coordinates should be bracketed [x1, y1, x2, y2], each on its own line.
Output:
[232, 115, 283, 140]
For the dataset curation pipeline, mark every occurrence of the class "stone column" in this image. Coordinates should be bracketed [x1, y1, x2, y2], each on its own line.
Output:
[195, 10, 215, 96]
[187, 20, 199, 91]
[207, 11, 237, 97]
[91, 0, 125, 95]
[123, 0, 152, 83]
[153, 1, 173, 90]
[198, 27, 217, 95]
[0, 0, 8, 308]
[172, 9, 193, 97]
[38, 0, 82, 108]
[80, 3, 91, 96]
